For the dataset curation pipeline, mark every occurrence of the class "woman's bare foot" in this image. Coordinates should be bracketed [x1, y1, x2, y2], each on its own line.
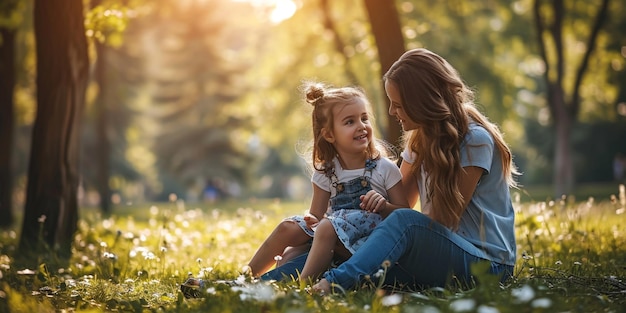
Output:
[312, 278, 331, 295]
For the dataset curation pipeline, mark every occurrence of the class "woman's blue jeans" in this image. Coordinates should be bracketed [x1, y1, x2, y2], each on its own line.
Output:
[261, 209, 513, 290]
[324, 209, 513, 290]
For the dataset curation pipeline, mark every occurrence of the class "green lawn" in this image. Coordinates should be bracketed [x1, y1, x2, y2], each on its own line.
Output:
[1, 188, 625, 312]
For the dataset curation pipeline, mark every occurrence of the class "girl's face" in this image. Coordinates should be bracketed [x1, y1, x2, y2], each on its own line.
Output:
[385, 80, 418, 131]
[324, 98, 373, 157]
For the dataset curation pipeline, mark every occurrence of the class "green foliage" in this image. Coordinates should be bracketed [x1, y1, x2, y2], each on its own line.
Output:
[8, 0, 625, 201]
[85, 1, 135, 47]
[1, 191, 625, 312]
[0, 0, 24, 30]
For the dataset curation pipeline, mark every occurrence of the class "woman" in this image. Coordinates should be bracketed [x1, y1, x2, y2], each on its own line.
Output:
[312, 48, 519, 293]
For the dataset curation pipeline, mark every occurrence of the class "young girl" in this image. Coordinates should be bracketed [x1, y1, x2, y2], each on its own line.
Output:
[248, 82, 408, 283]
[181, 82, 407, 297]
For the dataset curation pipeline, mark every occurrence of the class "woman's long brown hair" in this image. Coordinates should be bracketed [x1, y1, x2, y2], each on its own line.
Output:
[384, 48, 518, 229]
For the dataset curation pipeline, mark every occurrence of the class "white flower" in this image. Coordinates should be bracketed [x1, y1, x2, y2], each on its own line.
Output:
[511, 285, 535, 303]
[17, 269, 36, 275]
[477, 305, 500, 313]
[373, 269, 384, 278]
[381, 294, 402, 306]
[450, 299, 475, 312]
[531, 298, 552, 308]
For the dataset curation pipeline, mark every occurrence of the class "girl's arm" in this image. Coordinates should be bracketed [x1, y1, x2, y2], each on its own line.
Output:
[304, 183, 331, 229]
[400, 161, 420, 208]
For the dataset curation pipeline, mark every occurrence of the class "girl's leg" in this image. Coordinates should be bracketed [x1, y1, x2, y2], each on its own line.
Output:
[248, 220, 311, 277]
[318, 209, 494, 291]
[299, 219, 349, 282]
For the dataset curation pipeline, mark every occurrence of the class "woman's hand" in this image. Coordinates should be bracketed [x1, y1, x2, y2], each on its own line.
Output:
[360, 190, 387, 213]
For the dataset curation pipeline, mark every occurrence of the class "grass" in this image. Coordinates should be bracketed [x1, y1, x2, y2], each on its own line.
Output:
[0, 187, 625, 312]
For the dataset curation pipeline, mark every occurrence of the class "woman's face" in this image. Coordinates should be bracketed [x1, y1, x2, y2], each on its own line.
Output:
[385, 80, 418, 131]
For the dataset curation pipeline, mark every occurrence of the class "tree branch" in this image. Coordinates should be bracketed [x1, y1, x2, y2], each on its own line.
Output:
[571, 0, 611, 117]
[319, 0, 360, 85]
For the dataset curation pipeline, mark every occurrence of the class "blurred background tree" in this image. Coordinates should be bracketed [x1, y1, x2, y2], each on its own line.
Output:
[18, 0, 89, 259]
[1, 0, 625, 223]
[0, 0, 23, 227]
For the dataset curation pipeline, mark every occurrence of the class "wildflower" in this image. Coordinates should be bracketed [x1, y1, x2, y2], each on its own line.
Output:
[477, 305, 500, 313]
[241, 265, 251, 274]
[531, 298, 552, 308]
[160, 246, 167, 253]
[373, 269, 384, 278]
[511, 285, 535, 303]
[144, 252, 156, 260]
[17, 269, 36, 275]
[169, 193, 177, 202]
[381, 294, 402, 306]
[196, 258, 203, 264]
[236, 275, 246, 284]
[38, 215, 46, 223]
[381, 260, 391, 268]
[554, 260, 562, 265]
[198, 267, 213, 277]
[574, 261, 582, 266]
[103, 252, 118, 260]
[450, 299, 476, 311]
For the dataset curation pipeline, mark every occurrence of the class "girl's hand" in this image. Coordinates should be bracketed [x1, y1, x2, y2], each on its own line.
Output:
[303, 213, 320, 230]
[360, 190, 387, 213]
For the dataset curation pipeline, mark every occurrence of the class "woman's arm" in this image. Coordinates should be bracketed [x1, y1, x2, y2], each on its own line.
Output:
[457, 166, 483, 213]
[400, 161, 420, 208]
[374, 180, 409, 219]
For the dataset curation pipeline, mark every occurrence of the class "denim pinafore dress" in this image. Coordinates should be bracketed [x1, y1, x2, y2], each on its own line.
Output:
[289, 159, 383, 254]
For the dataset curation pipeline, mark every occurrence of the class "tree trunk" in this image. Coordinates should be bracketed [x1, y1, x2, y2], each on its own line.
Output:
[95, 39, 112, 214]
[362, 0, 405, 148]
[19, 0, 89, 260]
[0, 28, 16, 228]
[551, 86, 574, 197]
[533, 0, 609, 197]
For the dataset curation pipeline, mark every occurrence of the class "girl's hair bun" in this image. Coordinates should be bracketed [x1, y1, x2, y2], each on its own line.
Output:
[305, 83, 325, 106]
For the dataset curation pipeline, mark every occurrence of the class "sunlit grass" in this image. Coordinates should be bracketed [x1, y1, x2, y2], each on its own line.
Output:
[0, 188, 625, 312]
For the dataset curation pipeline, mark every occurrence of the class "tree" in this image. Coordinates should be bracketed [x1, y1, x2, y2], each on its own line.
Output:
[19, 0, 89, 259]
[0, 0, 20, 228]
[128, 0, 257, 195]
[533, 0, 610, 196]
[363, 0, 404, 147]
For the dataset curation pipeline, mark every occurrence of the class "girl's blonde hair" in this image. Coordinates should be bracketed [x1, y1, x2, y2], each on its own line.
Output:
[302, 82, 385, 175]
[383, 48, 519, 229]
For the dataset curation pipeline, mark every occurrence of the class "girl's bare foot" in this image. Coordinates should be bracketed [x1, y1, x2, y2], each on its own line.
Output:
[312, 278, 331, 295]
